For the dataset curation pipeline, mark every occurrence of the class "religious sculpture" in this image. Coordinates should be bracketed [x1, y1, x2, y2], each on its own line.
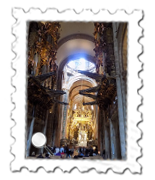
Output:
[67, 99, 95, 146]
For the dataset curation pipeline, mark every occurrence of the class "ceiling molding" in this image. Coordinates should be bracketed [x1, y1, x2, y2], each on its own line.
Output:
[58, 33, 94, 48]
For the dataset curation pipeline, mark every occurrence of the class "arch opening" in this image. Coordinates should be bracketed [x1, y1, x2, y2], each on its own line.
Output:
[59, 55, 98, 148]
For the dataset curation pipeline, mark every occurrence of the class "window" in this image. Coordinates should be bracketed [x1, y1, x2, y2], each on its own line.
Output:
[67, 58, 95, 72]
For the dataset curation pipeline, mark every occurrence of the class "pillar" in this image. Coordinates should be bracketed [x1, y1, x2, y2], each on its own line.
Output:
[103, 111, 111, 159]
[26, 106, 36, 157]
[54, 104, 61, 147]
[112, 23, 126, 159]
[46, 104, 55, 146]
[40, 109, 49, 153]
[109, 118, 116, 159]
[98, 106, 104, 153]
[100, 108, 104, 154]
[98, 107, 101, 151]
[115, 116, 121, 159]
[60, 89, 69, 139]
[104, 123, 110, 159]
[43, 110, 49, 134]
[112, 120, 118, 158]
[51, 103, 57, 146]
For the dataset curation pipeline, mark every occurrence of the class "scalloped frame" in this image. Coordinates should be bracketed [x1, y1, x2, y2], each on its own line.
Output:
[4, 3, 149, 177]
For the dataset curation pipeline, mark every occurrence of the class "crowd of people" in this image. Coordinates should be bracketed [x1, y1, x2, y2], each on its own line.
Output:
[31, 145, 106, 159]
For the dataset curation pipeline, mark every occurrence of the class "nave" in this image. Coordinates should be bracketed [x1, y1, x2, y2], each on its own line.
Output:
[26, 22, 127, 160]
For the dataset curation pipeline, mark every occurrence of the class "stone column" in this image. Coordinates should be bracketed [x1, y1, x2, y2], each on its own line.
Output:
[54, 89, 69, 146]
[98, 106, 104, 153]
[46, 104, 55, 146]
[115, 116, 121, 159]
[118, 24, 127, 137]
[100, 108, 104, 154]
[104, 123, 110, 159]
[95, 105, 98, 140]
[112, 23, 126, 159]
[40, 109, 49, 153]
[109, 118, 116, 159]
[117, 24, 127, 125]
[98, 107, 101, 152]
[112, 120, 118, 158]
[59, 89, 69, 145]
[52, 104, 58, 147]
[103, 111, 110, 159]
[26, 106, 36, 157]
[43, 110, 49, 133]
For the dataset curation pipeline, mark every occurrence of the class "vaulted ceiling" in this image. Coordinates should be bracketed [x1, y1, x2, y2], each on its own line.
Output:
[69, 81, 96, 111]
[56, 22, 95, 66]
[58, 22, 96, 109]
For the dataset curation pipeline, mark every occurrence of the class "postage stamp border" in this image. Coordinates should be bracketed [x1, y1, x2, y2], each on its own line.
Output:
[4, 3, 149, 177]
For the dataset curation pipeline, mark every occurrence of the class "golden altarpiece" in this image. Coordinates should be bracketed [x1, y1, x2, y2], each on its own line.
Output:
[66, 99, 95, 147]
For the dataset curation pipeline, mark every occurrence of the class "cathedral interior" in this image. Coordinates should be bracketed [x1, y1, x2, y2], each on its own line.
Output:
[26, 21, 127, 159]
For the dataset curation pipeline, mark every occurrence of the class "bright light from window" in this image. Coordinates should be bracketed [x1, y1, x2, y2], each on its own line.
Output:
[67, 58, 95, 72]
[79, 58, 86, 70]
[68, 61, 75, 69]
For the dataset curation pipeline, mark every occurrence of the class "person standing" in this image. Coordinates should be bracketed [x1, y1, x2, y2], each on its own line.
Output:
[102, 148, 106, 159]
[60, 146, 64, 153]
[66, 146, 71, 158]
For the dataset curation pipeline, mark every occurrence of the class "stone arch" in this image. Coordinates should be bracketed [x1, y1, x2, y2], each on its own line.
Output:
[117, 23, 128, 78]
[122, 28, 127, 73]
[56, 39, 95, 66]
[55, 33, 96, 145]
[57, 53, 96, 90]
[58, 33, 94, 48]
[57, 52, 98, 142]
[62, 78, 98, 143]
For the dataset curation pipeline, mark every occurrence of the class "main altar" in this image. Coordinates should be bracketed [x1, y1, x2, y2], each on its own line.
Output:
[78, 129, 87, 147]
[67, 100, 95, 147]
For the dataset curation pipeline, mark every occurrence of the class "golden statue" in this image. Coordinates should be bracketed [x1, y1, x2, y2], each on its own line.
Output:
[86, 109, 92, 118]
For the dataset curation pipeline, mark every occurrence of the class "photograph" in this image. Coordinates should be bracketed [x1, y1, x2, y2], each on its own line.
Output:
[26, 21, 127, 160]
